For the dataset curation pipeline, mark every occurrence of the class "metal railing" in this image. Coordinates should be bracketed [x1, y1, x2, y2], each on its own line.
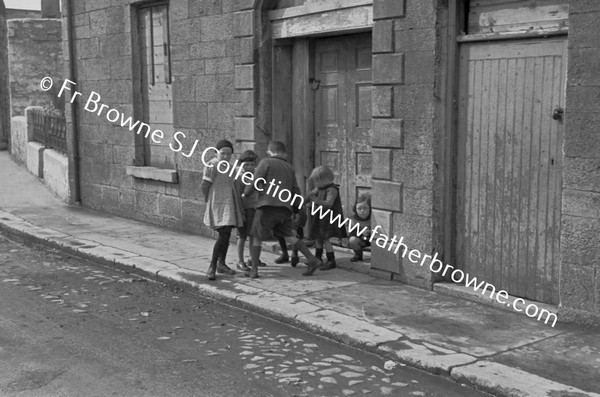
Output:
[31, 108, 67, 154]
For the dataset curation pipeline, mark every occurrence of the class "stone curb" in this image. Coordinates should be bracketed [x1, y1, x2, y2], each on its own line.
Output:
[0, 213, 598, 397]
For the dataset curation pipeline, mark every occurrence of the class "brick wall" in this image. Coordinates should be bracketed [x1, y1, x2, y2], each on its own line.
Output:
[560, 0, 600, 321]
[7, 19, 62, 117]
[370, 0, 436, 288]
[67, 0, 238, 236]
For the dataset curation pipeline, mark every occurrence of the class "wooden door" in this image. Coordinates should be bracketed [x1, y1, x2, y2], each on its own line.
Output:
[139, 3, 173, 169]
[456, 38, 566, 304]
[314, 34, 372, 213]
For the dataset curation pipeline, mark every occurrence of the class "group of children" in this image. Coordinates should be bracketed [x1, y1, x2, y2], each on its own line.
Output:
[201, 139, 372, 280]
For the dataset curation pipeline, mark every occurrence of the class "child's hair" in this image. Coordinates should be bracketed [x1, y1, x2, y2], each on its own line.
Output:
[309, 165, 335, 188]
[353, 193, 372, 219]
[239, 150, 257, 163]
[268, 140, 287, 154]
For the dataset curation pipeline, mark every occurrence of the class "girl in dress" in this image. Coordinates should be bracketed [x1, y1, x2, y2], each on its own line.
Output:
[305, 165, 347, 273]
[201, 139, 244, 280]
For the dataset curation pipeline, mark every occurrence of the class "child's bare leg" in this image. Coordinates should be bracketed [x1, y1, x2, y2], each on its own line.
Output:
[285, 236, 319, 266]
[323, 239, 333, 253]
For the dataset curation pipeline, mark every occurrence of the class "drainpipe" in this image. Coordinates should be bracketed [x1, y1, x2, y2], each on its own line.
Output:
[65, 0, 81, 204]
[0, 0, 10, 151]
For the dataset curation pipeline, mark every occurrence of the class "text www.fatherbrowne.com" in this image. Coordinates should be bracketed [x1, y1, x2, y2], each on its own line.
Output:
[42, 76, 558, 328]
[310, 203, 558, 328]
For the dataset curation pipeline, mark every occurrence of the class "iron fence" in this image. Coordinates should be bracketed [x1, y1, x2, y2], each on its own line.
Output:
[31, 109, 67, 154]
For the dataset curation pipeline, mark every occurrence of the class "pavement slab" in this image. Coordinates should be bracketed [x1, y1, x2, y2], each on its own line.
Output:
[236, 290, 321, 321]
[73, 231, 200, 261]
[377, 340, 478, 374]
[296, 309, 403, 348]
[157, 269, 242, 303]
[231, 267, 371, 298]
[451, 361, 600, 397]
[51, 236, 101, 250]
[488, 330, 600, 394]
[300, 280, 562, 357]
[76, 244, 140, 263]
[118, 256, 181, 275]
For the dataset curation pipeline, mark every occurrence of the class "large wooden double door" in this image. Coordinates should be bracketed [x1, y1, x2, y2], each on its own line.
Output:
[313, 34, 372, 212]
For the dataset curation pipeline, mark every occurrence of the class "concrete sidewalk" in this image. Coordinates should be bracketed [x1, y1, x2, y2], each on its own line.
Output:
[1, 152, 598, 397]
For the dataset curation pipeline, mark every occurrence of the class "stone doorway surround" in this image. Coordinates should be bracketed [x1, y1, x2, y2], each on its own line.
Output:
[231, 0, 416, 287]
[231, 0, 374, 155]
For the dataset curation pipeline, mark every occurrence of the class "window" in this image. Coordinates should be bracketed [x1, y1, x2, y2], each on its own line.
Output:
[137, 2, 174, 169]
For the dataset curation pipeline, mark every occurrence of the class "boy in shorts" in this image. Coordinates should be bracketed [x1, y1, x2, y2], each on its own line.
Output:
[242, 141, 322, 278]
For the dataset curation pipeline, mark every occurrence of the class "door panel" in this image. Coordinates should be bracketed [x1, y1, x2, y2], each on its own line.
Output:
[457, 39, 566, 304]
[314, 34, 372, 213]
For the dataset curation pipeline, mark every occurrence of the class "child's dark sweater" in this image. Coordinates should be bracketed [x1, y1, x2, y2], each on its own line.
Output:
[307, 183, 347, 240]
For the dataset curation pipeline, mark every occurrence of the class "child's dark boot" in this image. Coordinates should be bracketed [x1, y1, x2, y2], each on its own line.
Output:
[291, 248, 300, 267]
[216, 258, 236, 275]
[206, 261, 217, 280]
[320, 252, 337, 271]
[275, 238, 289, 263]
[350, 250, 363, 262]
[245, 246, 261, 279]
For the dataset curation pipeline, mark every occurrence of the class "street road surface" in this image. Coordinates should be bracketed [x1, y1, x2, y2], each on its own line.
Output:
[0, 232, 490, 396]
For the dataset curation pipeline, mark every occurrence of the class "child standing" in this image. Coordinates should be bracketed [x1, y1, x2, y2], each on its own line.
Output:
[348, 193, 372, 262]
[242, 141, 322, 278]
[201, 139, 244, 280]
[274, 205, 307, 267]
[234, 150, 264, 271]
[306, 165, 347, 272]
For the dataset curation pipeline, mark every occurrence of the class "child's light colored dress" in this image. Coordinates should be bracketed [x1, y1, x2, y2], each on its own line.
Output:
[203, 157, 244, 229]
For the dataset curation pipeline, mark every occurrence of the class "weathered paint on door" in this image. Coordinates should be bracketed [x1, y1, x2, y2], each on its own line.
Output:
[457, 39, 566, 304]
[314, 34, 372, 212]
[139, 4, 173, 169]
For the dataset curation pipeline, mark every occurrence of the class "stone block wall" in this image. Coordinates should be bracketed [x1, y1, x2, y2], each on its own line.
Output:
[65, 0, 239, 236]
[560, 0, 600, 321]
[370, 0, 436, 288]
[232, 1, 264, 155]
[7, 19, 63, 116]
[43, 148, 70, 202]
[27, 141, 44, 177]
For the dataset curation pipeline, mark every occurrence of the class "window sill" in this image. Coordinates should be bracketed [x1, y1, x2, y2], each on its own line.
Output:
[126, 166, 178, 183]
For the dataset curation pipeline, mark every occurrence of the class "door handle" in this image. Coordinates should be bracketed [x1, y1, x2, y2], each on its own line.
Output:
[552, 107, 564, 121]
